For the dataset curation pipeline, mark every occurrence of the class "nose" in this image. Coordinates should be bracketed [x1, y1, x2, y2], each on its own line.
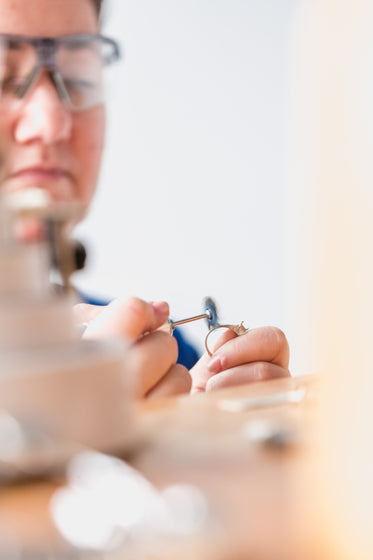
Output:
[13, 71, 72, 145]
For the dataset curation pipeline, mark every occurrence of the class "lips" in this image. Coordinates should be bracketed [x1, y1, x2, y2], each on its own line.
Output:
[4, 165, 75, 202]
[10, 167, 72, 181]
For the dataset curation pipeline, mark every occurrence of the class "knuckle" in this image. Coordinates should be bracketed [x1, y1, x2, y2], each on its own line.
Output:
[253, 361, 273, 380]
[122, 296, 148, 317]
[266, 326, 289, 353]
[205, 375, 221, 392]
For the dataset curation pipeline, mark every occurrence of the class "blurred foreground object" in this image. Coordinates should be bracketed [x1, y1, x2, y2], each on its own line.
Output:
[0, 191, 134, 481]
[288, 0, 373, 557]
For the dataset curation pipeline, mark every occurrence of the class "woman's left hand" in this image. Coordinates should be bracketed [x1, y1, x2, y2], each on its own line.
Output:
[190, 326, 290, 393]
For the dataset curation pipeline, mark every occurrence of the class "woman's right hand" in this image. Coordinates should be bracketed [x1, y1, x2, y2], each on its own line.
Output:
[73, 296, 191, 400]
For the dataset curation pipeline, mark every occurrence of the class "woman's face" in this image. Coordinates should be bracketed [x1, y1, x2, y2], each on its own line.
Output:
[0, 0, 105, 212]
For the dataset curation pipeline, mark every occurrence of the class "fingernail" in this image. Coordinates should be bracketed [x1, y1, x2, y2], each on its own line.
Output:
[151, 301, 169, 317]
[208, 356, 223, 374]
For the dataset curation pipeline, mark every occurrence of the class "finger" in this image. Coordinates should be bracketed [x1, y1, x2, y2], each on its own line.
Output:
[81, 297, 169, 342]
[206, 362, 290, 392]
[189, 329, 239, 394]
[207, 327, 290, 375]
[73, 303, 104, 324]
[190, 329, 237, 387]
[145, 364, 191, 400]
[208, 327, 237, 353]
[127, 330, 179, 396]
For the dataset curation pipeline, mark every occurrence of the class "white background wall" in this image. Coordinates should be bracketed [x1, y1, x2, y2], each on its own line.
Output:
[75, 0, 301, 366]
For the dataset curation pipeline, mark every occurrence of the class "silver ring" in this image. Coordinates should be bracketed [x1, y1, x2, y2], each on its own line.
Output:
[205, 321, 249, 356]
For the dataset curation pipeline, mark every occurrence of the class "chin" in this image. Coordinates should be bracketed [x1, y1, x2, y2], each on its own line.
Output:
[4, 180, 76, 204]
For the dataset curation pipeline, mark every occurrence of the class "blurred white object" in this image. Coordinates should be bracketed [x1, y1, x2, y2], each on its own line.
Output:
[51, 451, 212, 558]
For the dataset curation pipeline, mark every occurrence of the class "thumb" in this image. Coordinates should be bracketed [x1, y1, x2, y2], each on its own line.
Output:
[75, 296, 169, 343]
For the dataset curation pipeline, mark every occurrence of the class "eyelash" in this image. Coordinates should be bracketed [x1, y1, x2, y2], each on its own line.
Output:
[0, 76, 26, 92]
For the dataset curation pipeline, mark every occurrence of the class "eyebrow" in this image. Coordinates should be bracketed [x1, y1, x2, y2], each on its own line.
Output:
[62, 42, 101, 59]
[63, 39, 89, 50]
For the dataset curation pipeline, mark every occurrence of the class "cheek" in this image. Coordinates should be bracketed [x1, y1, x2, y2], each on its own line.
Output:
[0, 115, 15, 181]
[72, 108, 105, 206]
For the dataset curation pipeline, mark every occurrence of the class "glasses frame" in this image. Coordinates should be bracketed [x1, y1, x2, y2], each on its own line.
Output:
[0, 33, 121, 110]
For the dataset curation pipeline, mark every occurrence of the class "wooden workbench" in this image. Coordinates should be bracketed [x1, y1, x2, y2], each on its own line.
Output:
[0, 374, 324, 559]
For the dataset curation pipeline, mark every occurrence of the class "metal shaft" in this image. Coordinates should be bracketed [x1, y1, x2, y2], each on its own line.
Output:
[169, 310, 212, 331]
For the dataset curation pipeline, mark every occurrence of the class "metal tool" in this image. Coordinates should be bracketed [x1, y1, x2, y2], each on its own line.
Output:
[167, 296, 219, 334]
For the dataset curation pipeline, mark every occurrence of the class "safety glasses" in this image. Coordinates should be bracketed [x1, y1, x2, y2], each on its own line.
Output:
[0, 33, 121, 112]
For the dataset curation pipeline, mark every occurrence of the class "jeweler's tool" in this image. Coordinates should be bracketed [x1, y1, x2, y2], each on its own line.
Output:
[166, 297, 219, 334]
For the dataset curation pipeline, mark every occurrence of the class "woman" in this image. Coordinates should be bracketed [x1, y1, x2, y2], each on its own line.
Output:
[0, 0, 290, 398]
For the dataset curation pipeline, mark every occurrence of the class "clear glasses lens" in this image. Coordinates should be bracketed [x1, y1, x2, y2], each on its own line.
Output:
[56, 38, 108, 110]
[0, 35, 119, 111]
[0, 38, 38, 100]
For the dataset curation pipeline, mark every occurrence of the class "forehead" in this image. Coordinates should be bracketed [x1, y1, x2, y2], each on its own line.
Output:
[0, 0, 98, 37]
